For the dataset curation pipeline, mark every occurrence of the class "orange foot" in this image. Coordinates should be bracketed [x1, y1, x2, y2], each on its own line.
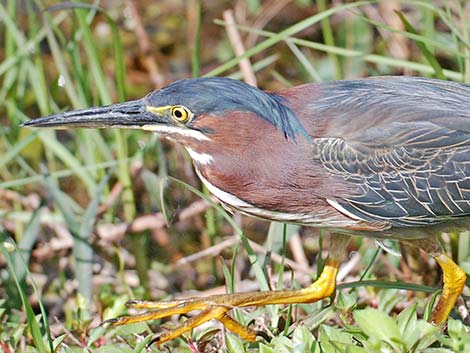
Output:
[102, 258, 340, 345]
[432, 253, 467, 324]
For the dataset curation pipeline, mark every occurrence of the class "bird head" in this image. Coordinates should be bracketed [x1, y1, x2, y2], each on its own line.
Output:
[22, 77, 309, 162]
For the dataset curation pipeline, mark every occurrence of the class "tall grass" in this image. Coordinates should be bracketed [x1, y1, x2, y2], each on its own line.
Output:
[0, 1, 469, 352]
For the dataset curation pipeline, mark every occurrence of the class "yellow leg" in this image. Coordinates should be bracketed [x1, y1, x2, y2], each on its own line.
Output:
[102, 234, 350, 345]
[403, 237, 467, 324]
[432, 253, 467, 323]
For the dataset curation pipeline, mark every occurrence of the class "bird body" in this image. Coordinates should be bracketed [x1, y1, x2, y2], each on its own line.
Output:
[156, 77, 470, 237]
[23, 76, 469, 344]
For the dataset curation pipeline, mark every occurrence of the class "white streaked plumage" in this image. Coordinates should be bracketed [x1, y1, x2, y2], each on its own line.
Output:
[186, 147, 214, 166]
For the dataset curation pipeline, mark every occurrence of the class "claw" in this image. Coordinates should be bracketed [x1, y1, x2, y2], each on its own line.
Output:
[99, 318, 119, 327]
[126, 299, 139, 306]
[148, 335, 162, 347]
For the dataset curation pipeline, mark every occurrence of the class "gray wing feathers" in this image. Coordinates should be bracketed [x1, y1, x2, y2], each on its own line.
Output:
[312, 77, 470, 227]
[314, 138, 470, 226]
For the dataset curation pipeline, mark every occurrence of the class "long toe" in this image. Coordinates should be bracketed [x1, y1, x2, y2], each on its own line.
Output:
[102, 257, 341, 343]
[151, 306, 231, 345]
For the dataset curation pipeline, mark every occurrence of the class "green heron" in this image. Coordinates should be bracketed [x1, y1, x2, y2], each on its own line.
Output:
[23, 76, 468, 344]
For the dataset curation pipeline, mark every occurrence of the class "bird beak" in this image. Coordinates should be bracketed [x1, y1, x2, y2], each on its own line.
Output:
[21, 99, 165, 130]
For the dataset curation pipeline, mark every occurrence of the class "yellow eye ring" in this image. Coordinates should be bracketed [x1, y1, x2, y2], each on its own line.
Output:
[171, 105, 192, 123]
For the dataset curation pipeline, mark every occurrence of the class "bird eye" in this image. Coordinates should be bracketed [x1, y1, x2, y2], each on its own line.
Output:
[171, 106, 192, 123]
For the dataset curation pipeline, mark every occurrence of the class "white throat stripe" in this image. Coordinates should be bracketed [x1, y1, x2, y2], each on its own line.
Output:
[141, 124, 210, 141]
[186, 147, 214, 165]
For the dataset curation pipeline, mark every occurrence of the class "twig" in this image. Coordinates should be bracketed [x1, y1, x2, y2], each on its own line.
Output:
[247, 237, 312, 275]
[124, 0, 165, 88]
[223, 9, 257, 86]
[289, 231, 309, 268]
[246, 0, 294, 48]
[457, 296, 469, 325]
[176, 231, 313, 275]
[97, 180, 122, 216]
[337, 251, 361, 282]
[176, 237, 239, 265]
[364, 3, 409, 62]
[96, 198, 213, 242]
[0, 187, 40, 209]
[97, 162, 143, 216]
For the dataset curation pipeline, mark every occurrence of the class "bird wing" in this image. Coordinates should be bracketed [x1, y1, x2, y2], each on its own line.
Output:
[311, 77, 470, 227]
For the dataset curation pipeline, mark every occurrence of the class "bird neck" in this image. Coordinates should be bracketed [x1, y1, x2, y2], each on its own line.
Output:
[185, 111, 320, 214]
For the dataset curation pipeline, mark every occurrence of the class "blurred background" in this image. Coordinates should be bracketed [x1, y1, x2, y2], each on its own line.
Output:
[0, 0, 469, 352]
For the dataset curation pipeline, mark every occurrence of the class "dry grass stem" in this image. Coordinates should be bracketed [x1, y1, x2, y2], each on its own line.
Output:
[223, 9, 257, 86]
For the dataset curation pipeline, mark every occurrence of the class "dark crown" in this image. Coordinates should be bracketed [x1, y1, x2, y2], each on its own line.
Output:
[146, 77, 310, 140]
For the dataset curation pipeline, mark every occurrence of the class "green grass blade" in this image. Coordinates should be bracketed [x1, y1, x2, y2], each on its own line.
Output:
[355, 9, 469, 61]
[43, 169, 81, 232]
[75, 173, 111, 303]
[10, 104, 97, 193]
[0, 130, 37, 169]
[191, 0, 202, 78]
[44, 17, 82, 109]
[317, 0, 343, 79]
[72, 7, 111, 105]
[0, 159, 123, 189]
[167, 176, 270, 291]
[417, 0, 469, 49]
[43, 168, 109, 304]
[359, 246, 381, 281]
[395, 10, 445, 79]
[0, 6, 67, 78]
[38, 131, 96, 193]
[13, 205, 44, 283]
[214, 19, 464, 81]
[338, 280, 438, 294]
[0, 233, 52, 353]
[228, 54, 279, 80]
[206, 1, 374, 77]
[286, 41, 322, 82]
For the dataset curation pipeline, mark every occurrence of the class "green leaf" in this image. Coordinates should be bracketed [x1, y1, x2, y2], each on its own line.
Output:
[377, 289, 402, 314]
[113, 322, 148, 337]
[270, 336, 294, 353]
[320, 325, 356, 344]
[397, 304, 418, 338]
[96, 346, 133, 353]
[414, 320, 440, 351]
[0, 236, 53, 353]
[226, 333, 246, 353]
[353, 308, 402, 349]
[52, 334, 67, 352]
[319, 325, 367, 353]
[292, 325, 316, 353]
[259, 343, 276, 353]
[336, 291, 358, 311]
[447, 319, 470, 353]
